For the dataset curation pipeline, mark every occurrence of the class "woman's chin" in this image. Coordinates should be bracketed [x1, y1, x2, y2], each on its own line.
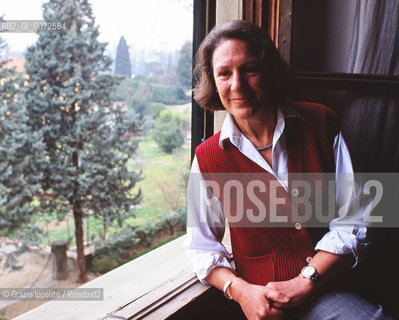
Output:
[230, 106, 261, 122]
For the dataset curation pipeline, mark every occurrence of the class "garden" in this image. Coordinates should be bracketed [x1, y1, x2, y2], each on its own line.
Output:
[35, 132, 191, 274]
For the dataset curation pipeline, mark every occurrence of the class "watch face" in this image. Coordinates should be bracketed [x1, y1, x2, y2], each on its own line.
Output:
[302, 265, 316, 278]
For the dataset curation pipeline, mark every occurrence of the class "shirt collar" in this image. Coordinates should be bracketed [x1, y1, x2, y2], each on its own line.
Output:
[219, 112, 241, 149]
[218, 103, 304, 150]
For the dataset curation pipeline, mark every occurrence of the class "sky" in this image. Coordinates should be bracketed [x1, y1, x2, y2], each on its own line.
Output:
[0, 0, 193, 55]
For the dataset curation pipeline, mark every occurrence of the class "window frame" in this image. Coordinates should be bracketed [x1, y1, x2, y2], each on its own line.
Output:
[191, 0, 215, 160]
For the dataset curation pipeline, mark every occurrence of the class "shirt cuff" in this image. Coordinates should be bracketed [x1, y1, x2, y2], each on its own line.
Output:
[197, 253, 236, 284]
[184, 245, 235, 284]
[315, 229, 360, 268]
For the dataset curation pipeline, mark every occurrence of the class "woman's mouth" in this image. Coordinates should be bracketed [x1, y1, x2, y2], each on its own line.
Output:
[231, 97, 248, 103]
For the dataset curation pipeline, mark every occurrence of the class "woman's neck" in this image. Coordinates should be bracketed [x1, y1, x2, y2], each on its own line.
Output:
[233, 105, 277, 149]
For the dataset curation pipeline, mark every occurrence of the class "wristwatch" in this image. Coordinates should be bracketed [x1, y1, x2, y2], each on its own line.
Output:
[301, 265, 319, 281]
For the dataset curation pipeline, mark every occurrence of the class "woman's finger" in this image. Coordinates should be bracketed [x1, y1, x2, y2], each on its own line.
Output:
[264, 287, 290, 304]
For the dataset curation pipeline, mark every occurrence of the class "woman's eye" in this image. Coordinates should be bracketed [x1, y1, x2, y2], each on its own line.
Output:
[244, 66, 259, 74]
[217, 71, 230, 77]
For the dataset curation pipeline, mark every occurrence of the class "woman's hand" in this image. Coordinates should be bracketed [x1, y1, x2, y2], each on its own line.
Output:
[265, 275, 316, 309]
[266, 252, 353, 309]
[229, 277, 289, 319]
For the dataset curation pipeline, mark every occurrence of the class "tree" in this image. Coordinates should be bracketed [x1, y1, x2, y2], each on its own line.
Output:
[176, 41, 192, 90]
[114, 36, 132, 78]
[0, 38, 46, 234]
[152, 110, 188, 154]
[24, 0, 142, 282]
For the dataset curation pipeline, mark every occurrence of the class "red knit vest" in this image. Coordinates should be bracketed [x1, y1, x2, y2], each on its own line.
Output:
[196, 102, 338, 285]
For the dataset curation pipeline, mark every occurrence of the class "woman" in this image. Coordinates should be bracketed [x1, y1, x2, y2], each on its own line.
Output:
[184, 20, 391, 319]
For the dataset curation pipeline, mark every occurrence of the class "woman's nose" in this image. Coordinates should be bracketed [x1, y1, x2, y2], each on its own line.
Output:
[231, 71, 244, 91]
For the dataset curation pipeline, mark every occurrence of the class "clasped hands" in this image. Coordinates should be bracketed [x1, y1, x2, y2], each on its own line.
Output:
[232, 275, 316, 320]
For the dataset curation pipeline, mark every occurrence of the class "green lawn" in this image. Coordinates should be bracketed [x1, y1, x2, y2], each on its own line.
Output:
[129, 137, 190, 223]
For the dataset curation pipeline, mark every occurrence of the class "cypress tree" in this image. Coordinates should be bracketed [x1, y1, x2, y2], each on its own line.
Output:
[24, 0, 142, 282]
[114, 36, 132, 78]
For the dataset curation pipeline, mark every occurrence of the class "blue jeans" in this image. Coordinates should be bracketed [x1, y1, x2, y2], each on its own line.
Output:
[285, 290, 395, 320]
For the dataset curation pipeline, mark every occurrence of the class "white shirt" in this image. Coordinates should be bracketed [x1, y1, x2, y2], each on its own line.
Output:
[184, 105, 369, 284]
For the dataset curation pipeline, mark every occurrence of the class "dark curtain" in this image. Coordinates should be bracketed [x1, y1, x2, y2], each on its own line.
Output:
[340, 2, 399, 317]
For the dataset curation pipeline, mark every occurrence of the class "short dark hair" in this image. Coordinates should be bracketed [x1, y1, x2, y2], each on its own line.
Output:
[193, 20, 292, 111]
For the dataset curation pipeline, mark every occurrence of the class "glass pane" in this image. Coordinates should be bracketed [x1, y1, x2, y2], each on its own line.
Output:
[292, 0, 399, 75]
[0, 0, 192, 315]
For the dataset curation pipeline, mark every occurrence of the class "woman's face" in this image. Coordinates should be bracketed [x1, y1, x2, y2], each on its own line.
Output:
[212, 39, 266, 121]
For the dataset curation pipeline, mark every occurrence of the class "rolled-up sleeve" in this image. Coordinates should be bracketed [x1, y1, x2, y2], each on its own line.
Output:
[315, 133, 370, 267]
[183, 157, 236, 284]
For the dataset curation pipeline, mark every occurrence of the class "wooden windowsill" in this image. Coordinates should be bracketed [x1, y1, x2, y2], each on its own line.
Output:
[15, 235, 204, 320]
[16, 224, 231, 320]
[99, 267, 210, 320]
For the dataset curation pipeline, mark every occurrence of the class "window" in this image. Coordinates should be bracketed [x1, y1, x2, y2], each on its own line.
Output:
[0, 0, 193, 318]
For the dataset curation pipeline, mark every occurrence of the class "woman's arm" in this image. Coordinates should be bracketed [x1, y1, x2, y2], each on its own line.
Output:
[315, 133, 369, 265]
[184, 157, 235, 282]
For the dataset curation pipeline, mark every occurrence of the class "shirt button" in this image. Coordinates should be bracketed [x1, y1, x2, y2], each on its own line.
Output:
[306, 256, 312, 263]
[291, 188, 299, 197]
[295, 222, 302, 230]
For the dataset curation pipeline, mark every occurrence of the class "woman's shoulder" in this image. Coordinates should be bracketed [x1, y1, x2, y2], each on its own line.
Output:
[290, 101, 335, 116]
[195, 131, 222, 155]
[289, 101, 338, 125]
